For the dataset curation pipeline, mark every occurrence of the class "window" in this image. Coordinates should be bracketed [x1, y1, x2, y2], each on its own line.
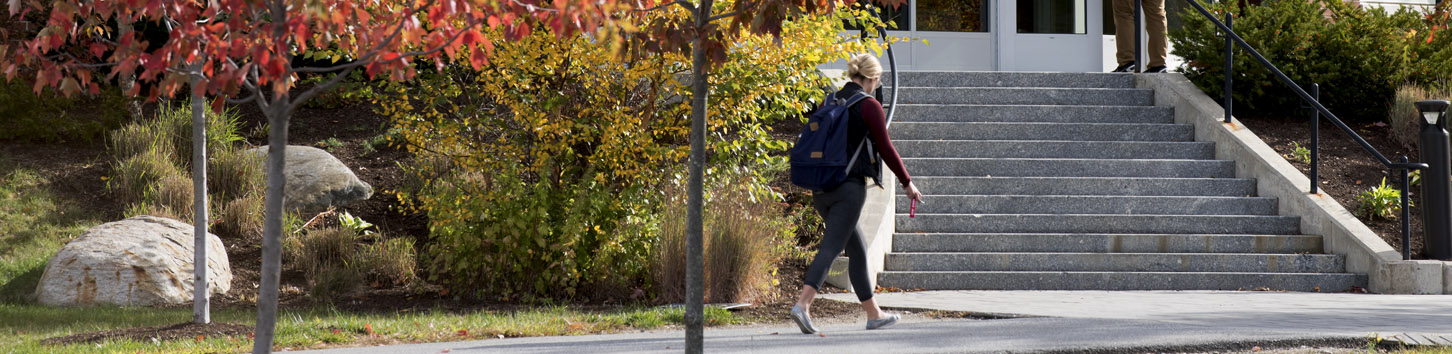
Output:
[917, 0, 991, 32]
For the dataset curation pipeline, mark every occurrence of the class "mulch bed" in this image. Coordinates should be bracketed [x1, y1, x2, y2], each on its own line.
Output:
[1239, 111, 1427, 258]
[40, 322, 253, 345]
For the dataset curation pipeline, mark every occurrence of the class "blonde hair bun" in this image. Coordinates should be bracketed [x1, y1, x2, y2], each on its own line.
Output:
[846, 54, 882, 80]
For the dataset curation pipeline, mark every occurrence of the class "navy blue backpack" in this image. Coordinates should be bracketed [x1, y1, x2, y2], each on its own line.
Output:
[790, 90, 873, 191]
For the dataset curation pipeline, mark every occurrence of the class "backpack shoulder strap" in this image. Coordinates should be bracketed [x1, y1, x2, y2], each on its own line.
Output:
[843, 91, 872, 107]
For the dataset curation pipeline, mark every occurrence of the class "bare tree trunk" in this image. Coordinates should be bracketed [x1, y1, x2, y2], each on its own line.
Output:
[190, 63, 211, 324]
[685, 0, 713, 351]
[252, 97, 289, 354]
[253, 1, 290, 351]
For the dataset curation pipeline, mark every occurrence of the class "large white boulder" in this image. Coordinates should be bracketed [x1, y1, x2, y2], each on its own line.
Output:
[248, 145, 373, 213]
[35, 216, 232, 307]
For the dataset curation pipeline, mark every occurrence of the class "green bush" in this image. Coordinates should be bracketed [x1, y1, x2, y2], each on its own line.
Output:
[0, 79, 129, 142]
[418, 165, 653, 302]
[1404, 3, 1452, 88]
[1172, 0, 1424, 122]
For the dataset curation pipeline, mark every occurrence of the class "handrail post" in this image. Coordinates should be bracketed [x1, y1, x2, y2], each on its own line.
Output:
[1223, 12, 1233, 123]
[1310, 83, 1319, 194]
[1402, 156, 1412, 260]
[1135, 0, 1143, 72]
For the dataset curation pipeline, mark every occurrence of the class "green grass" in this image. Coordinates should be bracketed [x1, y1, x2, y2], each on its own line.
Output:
[0, 304, 740, 353]
[1396, 348, 1452, 353]
[0, 164, 103, 303]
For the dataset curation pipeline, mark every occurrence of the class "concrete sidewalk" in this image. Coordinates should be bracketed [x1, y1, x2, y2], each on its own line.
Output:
[291, 291, 1452, 354]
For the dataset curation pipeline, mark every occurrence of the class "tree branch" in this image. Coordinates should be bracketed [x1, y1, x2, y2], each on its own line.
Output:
[44, 53, 117, 68]
[292, 0, 442, 75]
[705, 10, 738, 23]
[290, 66, 357, 112]
[636, 0, 693, 13]
[248, 64, 270, 112]
[510, 0, 560, 13]
[294, 17, 479, 74]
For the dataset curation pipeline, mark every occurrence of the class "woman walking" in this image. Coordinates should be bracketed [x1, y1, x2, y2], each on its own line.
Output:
[791, 53, 924, 333]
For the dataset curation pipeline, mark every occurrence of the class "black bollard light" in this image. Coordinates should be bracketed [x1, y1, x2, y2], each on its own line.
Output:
[1416, 99, 1451, 259]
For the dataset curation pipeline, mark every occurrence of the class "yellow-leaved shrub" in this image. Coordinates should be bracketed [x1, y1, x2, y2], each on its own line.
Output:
[377, 2, 898, 301]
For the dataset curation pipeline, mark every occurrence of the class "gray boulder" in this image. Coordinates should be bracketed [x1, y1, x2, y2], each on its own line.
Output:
[248, 145, 373, 213]
[35, 216, 232, 307]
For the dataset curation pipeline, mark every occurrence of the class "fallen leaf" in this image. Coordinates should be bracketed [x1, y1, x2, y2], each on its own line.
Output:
[441, 350, 451, 353]
[818, 333, 826, 337]
[770, 332, 780, 335]
[458, 329, 468, 337]
[1252, 346, 1262, 351]
[333, 329, 342, 335]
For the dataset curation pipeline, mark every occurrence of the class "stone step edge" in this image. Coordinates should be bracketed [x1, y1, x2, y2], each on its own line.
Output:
[891, 232, 1320, 237]
[887, 252, 1340, 257]
[893, 122, 1186, 127]
[877, 270, 1361, 275]
[892, 87, 1152, 91]
[895, 195, 1272, 199]
[899, 213, 1292, 217]
[903, 158, 1230, 162]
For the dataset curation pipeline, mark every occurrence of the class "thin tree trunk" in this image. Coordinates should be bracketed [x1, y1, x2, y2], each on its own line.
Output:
[252, 98, 289, 354]
[686, 0, 713, 351]
[191, 63, 211, 324]
[254, 2, 289, 352]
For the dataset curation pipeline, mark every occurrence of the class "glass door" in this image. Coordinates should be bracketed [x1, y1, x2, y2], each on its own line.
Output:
[995, 0, 1103, 71]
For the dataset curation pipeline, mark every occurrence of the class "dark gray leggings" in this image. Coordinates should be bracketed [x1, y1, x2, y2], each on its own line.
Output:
[803, 178, 874, 302]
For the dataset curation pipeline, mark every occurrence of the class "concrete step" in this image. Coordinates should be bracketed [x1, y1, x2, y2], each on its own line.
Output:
[894, 141, 1215, 159]
[890, 122, 1192, 142]
[890, 104, 1174, 124]
[891, 233, 1325, 254]
[884, 71, 1135, 88]
[876, 271, 1365, 292]
[896, 195, 1278, 215]
[896, 214, 1301, 235]
[911, 177, 1257, 197]
[904, 158, 1236, 178]
[885, 252, 1346, 273]
[886, 87, 1154, 106]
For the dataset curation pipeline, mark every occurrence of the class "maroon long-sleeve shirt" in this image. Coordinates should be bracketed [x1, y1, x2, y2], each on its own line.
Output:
[852, 96, 912, 189]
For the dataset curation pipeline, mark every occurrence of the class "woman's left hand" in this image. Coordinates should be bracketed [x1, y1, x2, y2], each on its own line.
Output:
[905, 182, 923, 203]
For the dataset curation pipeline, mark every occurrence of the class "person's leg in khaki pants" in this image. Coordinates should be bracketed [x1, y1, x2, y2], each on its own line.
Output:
[1112, 0, 1168, 71]
[1144, 0, 1168, 69]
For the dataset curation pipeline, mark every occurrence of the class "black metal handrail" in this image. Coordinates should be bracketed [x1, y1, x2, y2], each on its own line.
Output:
[1172, 0, 1430, 259]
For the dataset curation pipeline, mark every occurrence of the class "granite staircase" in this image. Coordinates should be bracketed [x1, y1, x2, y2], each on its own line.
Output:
[876, 72, 1366, 291]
